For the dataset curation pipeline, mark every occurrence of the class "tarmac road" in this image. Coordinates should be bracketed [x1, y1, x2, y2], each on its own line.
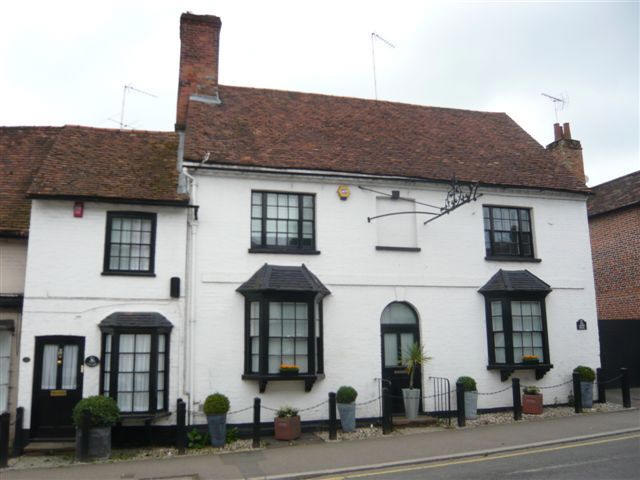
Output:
[314, 432, 640, 480]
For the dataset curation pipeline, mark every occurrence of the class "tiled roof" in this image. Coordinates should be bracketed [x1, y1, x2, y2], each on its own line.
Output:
[237, 264, 330, 296]
[0, 126, 61, 236]
[28, 126, 187, 205]
[587, 170, 640, 217]
[184, 85, 588, 193]
[479, 269, 551, 293]
[99, 312, 173, 329]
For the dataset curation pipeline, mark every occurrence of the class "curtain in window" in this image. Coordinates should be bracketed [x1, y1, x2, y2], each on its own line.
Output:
[268, 302, 308, 373]
[41, 345, 58, 389]
[61, 345, 78, 389]
[0, 331, 11, 412]
[117, 334, 151, 412]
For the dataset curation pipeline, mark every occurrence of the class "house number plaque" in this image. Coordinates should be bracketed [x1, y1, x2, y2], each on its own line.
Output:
[576, 319, 587, 331]
[84, 355, 100, 367]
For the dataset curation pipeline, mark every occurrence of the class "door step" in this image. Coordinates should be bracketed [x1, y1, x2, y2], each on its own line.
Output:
[392, 415, 439, 428]
[23, 441, 75, 455]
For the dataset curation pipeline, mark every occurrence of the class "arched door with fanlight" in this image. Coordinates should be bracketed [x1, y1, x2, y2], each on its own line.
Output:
[380, 302, 421, 414]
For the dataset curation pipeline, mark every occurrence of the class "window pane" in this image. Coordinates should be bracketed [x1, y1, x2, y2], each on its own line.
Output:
[495, 348, 506, 363]
[532, 332, 543, 347]
[251, 355, 260, 373]
[494, 332, 504, 347]
[119, 354, 134, 372]
[135, 353, 150, 371]
[134, 373, 149, 391]
[513, 347, 523, 362]
[133, 392, 148, 412]
[296, 320, 308, 337]
[118, 392, 132, 412]
[297, 355, 308, 373]
[283, 320, 295, 337]
[381, 303, 417, 324]
[120, 334, 135, 352]
[283, 303, 295, 319]
[251, 337, 260, 354]
[269, 319, 282, 336]
[269, 302, 281, 319]
[282, 338, 294, 355]
[492, 315, 503, 331]
[157, 391, 164, 410]
[295, 303, 307, 319]
[400, 333, 414, 364]
[41, 345, 58, 390]
[384, 334, 399, 367]
[268, 356, 280, 374]
[157, 372, 164, 390]
[158, 335, 165, 353]
[269, 338, 281, 355]
[61, 345, 78, 389]
[136, 334, 151, 353]
[252, 206, 262, 218]
[118, 372, 133, 390]
[252, 192, 262, 205]
[513, 315, 523, 331]
[295, 339, 308, 354]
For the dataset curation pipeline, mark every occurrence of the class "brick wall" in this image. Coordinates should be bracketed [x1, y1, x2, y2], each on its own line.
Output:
[589, 206, 640, 320]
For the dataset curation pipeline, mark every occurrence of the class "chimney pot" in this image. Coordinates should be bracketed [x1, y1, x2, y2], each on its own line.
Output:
[553, 123, 563, 141]
[562, 122, 572, 140]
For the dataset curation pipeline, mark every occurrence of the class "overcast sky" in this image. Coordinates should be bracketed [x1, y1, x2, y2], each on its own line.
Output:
[1, 0, 638, 186]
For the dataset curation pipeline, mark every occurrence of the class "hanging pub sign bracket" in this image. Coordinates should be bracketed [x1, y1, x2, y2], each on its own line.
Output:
[361, 175, 482, 224]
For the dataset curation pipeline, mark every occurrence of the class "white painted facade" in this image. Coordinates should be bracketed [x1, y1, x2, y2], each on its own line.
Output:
[17, 200, 188, 428]
[185, 168, 600, 423]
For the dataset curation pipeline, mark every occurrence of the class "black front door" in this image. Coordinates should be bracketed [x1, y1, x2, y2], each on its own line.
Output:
[380, 302, 421, 415]
[31, 336, 85, 438]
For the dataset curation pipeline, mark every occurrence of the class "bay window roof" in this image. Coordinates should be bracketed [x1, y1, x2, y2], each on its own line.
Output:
[99, 312, 173, 329]
[237, 264, 330, 296]
[479, 269, 551, 294]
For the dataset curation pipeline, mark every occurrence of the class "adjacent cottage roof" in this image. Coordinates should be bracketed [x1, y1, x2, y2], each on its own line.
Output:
[0, 125, 187, 236]
[28, 126, 188, 205]
[587, 170, 640, 217]
[184, 85, 588, 194]
[0, 127, 61, 236]
[99, 312, 173, 329]
[237, 264, 330, 296]
[479, 270, 551, 294]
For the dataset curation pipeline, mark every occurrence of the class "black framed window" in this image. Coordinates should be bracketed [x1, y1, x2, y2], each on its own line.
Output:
[101, 329, 169, 414]
[250, 192, 316, 252]
[483, 206, 533, 258]
[104, 212, 156, 275]
[244, 293, 323, 376]
[484, 295, 550, 366]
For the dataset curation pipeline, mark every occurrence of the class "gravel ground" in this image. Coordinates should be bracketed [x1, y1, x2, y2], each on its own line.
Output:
[4, 403, 627, 471]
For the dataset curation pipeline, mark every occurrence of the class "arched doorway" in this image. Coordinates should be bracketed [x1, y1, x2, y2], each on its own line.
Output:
[380, 302, 421, 415]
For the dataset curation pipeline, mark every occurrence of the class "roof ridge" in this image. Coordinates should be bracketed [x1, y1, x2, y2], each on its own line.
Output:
[61, 124, 176, 135]
[591, 169, 640, 189]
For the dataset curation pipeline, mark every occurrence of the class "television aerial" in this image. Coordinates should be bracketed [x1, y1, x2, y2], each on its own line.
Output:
[541, 92, 568, 123]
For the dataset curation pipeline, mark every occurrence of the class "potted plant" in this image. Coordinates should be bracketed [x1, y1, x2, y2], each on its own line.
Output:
[279, 363, 299, 375]
[336, 386, 358, 432]
[204, 392, 230, 447]
[522, 355, 540, 365]
[522, 385, 543, 414]
[573, 365, 596, 408]
[457, 376, 478, 420]
[72, 395, 120, 460]
[274, 406, 301, 441]
[401, 342, 430, 420]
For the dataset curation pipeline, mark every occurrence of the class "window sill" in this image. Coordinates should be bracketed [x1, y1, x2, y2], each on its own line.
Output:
[488, 363, 553, 381]
[376, 246, 421, 252]
[101, 271, 156, 277]
[485, 256, 541, 263]
[242, 373, 324, 393]
[248, 248, 321, 255]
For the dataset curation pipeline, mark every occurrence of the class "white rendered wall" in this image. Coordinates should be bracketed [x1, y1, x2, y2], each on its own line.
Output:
[0, 238, 27, 294]
[17, 200, 187, 427]
[189, 170, 600, 423]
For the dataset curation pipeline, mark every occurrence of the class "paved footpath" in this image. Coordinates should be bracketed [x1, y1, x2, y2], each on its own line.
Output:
[4, 409, 639, 480]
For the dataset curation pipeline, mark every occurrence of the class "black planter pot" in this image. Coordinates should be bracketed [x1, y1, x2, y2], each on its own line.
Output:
[75, 426, 112, 460]
[207, 413, 227, 447]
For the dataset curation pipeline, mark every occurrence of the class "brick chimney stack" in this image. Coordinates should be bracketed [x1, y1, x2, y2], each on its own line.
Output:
[546, 122, 586, 184]
[175, 13, 221, 131]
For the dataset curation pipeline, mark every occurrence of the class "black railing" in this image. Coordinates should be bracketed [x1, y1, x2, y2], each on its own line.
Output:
[429, 376, 451, 426]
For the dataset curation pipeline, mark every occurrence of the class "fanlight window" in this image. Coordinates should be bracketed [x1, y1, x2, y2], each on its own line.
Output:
[381, 302, 418, 325]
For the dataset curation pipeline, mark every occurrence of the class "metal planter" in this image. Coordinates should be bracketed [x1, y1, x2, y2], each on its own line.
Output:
[581, 381, 594, 408]
[207, 413, 227, 447]
[337, 402, 356, 432]
[75, 426, 111, 460]
[402, 388, 421, 420]
[464, 391, 478, 420]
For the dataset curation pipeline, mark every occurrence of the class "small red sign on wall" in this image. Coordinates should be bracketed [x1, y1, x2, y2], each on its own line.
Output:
[73, 202, 84, 217]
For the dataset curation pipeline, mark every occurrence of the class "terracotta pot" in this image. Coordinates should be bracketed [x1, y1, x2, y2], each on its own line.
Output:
[522, 393, 543, 414]
[274, 415, 301, 440]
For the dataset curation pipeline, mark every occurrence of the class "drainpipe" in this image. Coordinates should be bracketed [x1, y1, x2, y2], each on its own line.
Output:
[182, 167, 198, 425]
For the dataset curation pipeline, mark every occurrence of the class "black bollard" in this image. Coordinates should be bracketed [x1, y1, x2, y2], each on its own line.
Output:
[382, 388, 392, 434]
[176, 398, 186, 454]
[621, 368, 631, 408]
[512, 378, 522, 421]
[0, 412, 9, 468]
[596, 368, 606, 404]
[13, 407, 24, 457]
[456, 381, 465, 427]
[252, 397, 261, 448]
[78, 410, 91, 461]
[328, 392, 337, 440]
[572, 372, 582, 413]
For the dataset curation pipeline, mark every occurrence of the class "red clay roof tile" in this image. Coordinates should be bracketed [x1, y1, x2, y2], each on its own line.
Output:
[588, 170, 640, 216]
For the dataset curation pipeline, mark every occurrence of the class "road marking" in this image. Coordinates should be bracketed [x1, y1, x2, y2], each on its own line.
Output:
[317, 433, 640, 479]
[506, 454, 635, 475]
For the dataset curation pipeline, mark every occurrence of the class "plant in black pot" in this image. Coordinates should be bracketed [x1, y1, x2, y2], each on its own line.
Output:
[336, 386, 358, 432]
[456, 376, 478, 420]
[573, 365, 596, 408]
[401, 342, 431, 420]
[72, 395, 120, 460]
[204, 393, 230, 447]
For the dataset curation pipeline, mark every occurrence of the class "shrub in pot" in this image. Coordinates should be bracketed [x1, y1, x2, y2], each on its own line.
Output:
[573, 366, 595, 408]
[72, 395, 120, 460]
[401, 342, 431, 420]
[204, 393, 230, 447]
[336, 386, 358, 432]
[274, 406, 300, 441]
[457, 376, 478, 420]
[522, 385, 543, 415]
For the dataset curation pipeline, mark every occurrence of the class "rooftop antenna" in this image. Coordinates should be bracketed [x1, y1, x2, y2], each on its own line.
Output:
[541, 92, 568, 123]
[371, 32, 395, 101]
[115, 84, 157, 130]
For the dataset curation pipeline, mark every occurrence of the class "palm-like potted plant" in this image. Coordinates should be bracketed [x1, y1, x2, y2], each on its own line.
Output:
[274, 406, 301, 441]
[457, 376, 478, 420]
[204, 393, 230, 447]
[573, 365, 596, 408]
[336, 386, 358, 432]
[72, 395, 120, 460]
[402, 342, 430, 420]
[522, 385, 543, 414]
